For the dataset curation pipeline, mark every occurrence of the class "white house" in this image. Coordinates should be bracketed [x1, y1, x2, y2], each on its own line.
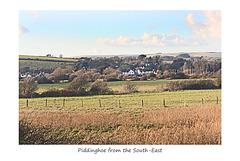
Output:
[20, 74, 31, 78]
[122, 70, 135, 75]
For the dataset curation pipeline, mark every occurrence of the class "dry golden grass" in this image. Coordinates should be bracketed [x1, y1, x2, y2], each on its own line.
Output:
[19, 105, 221, 145]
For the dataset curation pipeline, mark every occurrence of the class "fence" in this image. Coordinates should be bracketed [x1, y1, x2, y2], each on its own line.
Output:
[20, 97, 221, 109]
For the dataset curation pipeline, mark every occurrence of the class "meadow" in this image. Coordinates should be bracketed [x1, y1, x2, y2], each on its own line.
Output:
[36, 78, 214, 94]
[19, 89, 221, 112]
[19, 105, 221, 144]
[19, 55, 78, 62]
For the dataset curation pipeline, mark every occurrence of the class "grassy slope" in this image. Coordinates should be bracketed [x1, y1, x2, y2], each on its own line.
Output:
[19, 55, 78, 62]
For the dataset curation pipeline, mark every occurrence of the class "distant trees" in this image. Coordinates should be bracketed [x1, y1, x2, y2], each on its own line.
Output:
[47, 66, 74, 83]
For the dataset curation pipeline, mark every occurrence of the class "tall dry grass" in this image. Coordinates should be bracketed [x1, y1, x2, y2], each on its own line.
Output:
[19, 105, 221, 145]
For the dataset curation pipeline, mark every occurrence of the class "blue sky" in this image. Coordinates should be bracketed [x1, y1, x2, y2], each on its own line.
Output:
[19, 10, 221, 57]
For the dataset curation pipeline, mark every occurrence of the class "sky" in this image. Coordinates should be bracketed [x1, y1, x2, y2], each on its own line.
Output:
[19, 10, 221, 57]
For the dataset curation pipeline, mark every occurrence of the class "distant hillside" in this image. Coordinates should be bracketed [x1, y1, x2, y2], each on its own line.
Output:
[148, 52, 221, 58]
[71, 52, 221, 59]
[19, 55, 78, 62]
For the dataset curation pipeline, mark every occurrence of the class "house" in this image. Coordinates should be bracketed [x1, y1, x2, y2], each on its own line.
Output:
[20, 74, 31, 78]
[122, 70, 135, 75]
[135, 67, 156, 76]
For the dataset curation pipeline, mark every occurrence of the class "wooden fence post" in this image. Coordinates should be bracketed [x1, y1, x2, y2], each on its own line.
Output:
[119, 100, 121, 108]
[45, 99, 47, 107]
[142, 99, 143, 107]
[99, 99, 101, 108]
[63, 99, 65, 107]
[202, 98, 203, 106]
[26, 99, 28, 108]
[54, 99, 56, 108]
[115, 100, 117, 108]
[163, 99, 166, 107]
[184, 99, 186, 107]
[82, 100, 83, 107]
[216, 97, 218, 104]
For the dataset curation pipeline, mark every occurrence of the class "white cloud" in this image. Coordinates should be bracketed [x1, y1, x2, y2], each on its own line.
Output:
[19, 24, 29, 34]
[97, 33, 190, 47]
[185, 10, 221, 39]
[29, 10, 39, 19]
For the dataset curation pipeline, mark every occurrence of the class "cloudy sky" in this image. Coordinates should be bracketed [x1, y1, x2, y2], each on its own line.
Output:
[19, 10, 221, 57]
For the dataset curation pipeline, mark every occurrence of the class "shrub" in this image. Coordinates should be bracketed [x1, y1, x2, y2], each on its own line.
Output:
[158, 80, 218, 91]
[37, 77, 53, 84]
[89, 80, 113, 95]
[140, 75, 147, 81]
[68, 75, 77, 82]
[215, 70, 221, 88]
[40, 88, 88, 97]
[147, 73, 156, 79]
[131, 75, 140, 81]
[19, 77, 38, 98]
[65, 76, 88, 91]
[171, 72, 188, 79]
[122, 81, 138, 93]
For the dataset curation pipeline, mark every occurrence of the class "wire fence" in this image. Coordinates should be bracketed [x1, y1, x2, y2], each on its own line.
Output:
[19, 96, 221, 110]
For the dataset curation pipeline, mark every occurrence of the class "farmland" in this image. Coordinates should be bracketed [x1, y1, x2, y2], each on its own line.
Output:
[19, 89, 221, 111]
[36, 78, 214, 94]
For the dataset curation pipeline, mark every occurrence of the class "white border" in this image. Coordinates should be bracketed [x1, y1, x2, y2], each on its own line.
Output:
[1, 0, 239, 161]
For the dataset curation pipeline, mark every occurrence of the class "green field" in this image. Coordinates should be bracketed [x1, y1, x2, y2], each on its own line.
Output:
[19, 89, 221, 113]
[36, 78, 214, 94]
[19, 60, 76, 71]
[19, 55, 78, 62]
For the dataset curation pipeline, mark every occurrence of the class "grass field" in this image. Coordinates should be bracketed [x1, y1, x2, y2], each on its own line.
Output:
[19, 55, 78, 62]
[19, 89, 221, 112]
[19, 60, 76, 71]
[19, 105, 221, 144]
[36, 78, 214, 94]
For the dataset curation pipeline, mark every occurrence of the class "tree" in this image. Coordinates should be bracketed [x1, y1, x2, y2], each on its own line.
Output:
[138, 54, 146, 60]
[89, 80, 112, 95]
[215, 69, 221, 88]
[37, 77, 53, 84]
[122, 81, 138, 93]
[65, 76, 88, 92]
[19, 77, 38, 98]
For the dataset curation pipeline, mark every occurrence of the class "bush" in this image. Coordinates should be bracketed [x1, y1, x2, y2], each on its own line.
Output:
[131, 75, 140, 81]
[122, 81, 138, 93]
[89, 80, 113, 95]
[68, 75, 77, 82]
[215, 70, 221, 88]
[37, 77, 53, 84]
[147, 73, 156, 79]
[140, 75, 147, 81]
[171, 72, 188, 79]
[40, 88, 88, 97]
[158, 80, 218, 91]
[65, 76, 88, 91]
[19, 77, 38, 98]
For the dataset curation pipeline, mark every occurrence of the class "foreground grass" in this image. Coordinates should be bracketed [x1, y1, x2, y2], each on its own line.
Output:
[19, 105, 221, 145]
